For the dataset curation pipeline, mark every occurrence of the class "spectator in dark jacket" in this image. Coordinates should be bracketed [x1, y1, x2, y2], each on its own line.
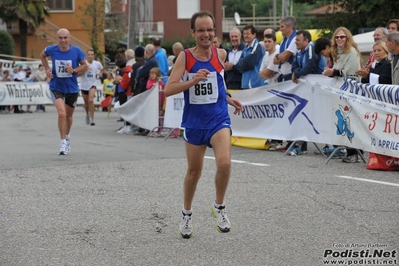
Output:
[131, 46, 146, 95]
[291, 30, 326, 84]
[357, 40, 392, 84]
[236, 25, 265, 89]
[224, 27, 245, 90]
[136, 44, 159, 94]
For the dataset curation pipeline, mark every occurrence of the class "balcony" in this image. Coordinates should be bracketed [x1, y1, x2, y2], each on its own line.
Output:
[105, 21, 164, 39]
[222, 16, 281, 32]
[135, 21, 164, 38]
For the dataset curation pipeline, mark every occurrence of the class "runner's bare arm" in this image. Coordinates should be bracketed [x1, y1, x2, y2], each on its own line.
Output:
[40, 50, 53, 79]
[165, 51, 210, 97]
[217, 48, 227, 63]
[73, 60, 88, 76]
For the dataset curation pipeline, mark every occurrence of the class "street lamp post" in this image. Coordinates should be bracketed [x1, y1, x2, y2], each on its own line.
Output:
[251, 4, 257, 26]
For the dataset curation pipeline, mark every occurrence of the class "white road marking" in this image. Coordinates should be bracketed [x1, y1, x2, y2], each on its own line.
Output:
[336, 175, 399, 187]
[204, 156, 270, 167]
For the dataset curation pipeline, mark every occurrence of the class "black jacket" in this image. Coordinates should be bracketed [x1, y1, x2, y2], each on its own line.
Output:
[131, 59, 145, 95]
[361, 58, 392, 84]
[137, 55, 159, 93]
[225, 42, 245, 89]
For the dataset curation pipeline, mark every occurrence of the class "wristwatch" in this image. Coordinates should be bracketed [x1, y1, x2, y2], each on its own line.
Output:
[73, 68, 77, 74]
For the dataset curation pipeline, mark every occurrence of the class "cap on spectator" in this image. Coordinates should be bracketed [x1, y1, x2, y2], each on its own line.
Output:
[16, 62, 23, 67]
[25, 67, 31, 71]
[134, 46, 145, 57]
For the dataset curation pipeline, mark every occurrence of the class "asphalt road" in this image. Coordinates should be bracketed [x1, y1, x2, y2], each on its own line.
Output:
[1, 106, 398, 266]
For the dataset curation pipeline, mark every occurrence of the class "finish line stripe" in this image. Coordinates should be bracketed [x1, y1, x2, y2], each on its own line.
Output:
[336, 175, 399, 187]
[204, 156, 270, 167]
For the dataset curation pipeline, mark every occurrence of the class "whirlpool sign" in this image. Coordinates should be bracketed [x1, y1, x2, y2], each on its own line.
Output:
[0, 82, 53, 105]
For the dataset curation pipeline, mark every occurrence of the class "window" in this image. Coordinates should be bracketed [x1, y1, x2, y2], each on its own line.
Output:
[46, 0, 73, 11]
[177, 0, 199, 19]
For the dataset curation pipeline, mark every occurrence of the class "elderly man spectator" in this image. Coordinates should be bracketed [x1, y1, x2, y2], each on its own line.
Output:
[224, 27, 245, 90]
[364, 27, 389, 69]
[152, 38, 168, 84]
[125, 49, 136, 66]
[167, 42, 184, 76]
[387, 31, 399, 84]
[273, 16, 298, 82]
[136, 44, 159, 94]
[236, 25, 265, 89]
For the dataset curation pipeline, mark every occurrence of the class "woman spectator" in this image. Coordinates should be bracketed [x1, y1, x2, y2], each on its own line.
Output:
[340, 41, 394, 163]
[356, 41, 392, 85]
[322, 27, 361, 79]
[322, 27, 362, 161]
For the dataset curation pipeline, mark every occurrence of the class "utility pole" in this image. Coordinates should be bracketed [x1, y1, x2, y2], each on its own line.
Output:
[251, 4, 257, 26]
[273, 0, 277, 28]
[128, 0, 137, 49]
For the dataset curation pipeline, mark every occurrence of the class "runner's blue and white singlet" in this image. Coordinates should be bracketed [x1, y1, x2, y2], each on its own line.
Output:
[181, 46, 230, 129]
[44, 44, 86, 93]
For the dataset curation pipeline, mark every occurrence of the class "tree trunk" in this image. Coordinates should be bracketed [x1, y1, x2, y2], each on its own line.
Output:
[18, 18, 28, 59]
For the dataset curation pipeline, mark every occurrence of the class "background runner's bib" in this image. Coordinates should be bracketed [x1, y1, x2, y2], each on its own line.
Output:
[187, 72, 219, 104]
[55, 60, 73, 78]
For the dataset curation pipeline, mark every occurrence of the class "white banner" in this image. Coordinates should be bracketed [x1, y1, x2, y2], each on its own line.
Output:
[0, 59, 45, 72]
[163, 75, 399, 157]
[114, 84, 159, 130]
[163, 92, 184, 129]
[0, 81, 107, 106]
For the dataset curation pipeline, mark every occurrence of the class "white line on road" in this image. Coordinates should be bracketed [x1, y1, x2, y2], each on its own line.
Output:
[336, 175, 399, 187]
[204, 156, 270, 167]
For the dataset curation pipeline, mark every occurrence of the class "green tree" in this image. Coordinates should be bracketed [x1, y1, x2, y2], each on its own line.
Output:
[79, 0, 105, 62]
[222, 0, 324, 30]
[295, 0, 399, 34]
[79, 0, 126, 60]
[0, 0, 49, 59]
[0, 30, 15, 60]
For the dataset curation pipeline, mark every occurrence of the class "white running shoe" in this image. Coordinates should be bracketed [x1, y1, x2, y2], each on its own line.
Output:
[58, 142, 68, 155]
[85, 115, 90, 125]
[179, 212, 193, 239]
[123, 126, 132, 135]
[117, 126, 126, 134]
[65, 136, 71, 153]
[211, 205, 231, 233]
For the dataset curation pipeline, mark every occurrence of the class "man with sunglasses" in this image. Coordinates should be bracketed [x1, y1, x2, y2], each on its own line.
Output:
[165, 10, 242, 239]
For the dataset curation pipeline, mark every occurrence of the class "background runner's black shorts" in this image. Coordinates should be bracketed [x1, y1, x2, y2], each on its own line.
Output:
[51, 90, 79, 108]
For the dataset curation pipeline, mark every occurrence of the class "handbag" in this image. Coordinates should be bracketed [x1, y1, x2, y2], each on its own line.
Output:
[366, 152, 399, 171]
